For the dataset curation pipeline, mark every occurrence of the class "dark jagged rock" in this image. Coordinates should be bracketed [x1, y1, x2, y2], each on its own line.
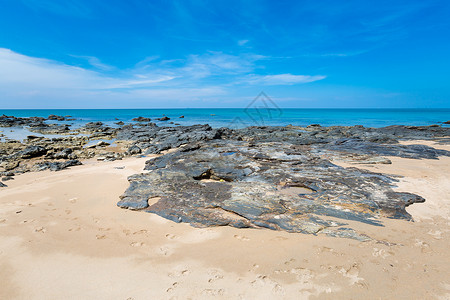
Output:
[0, 181, 7, 187]
[0, 115, 46, 127]
[52, 148, 73, 159]
[155, 116, 170, 121]
[444, 120, 450, 124]
[132, 117, 151, 122]
[47, 114, 65, 121]
[20, 146, 47, 159]
[127, 145, 142, 155]
[2, 175, 14, 181]
[117, 124, 227, 154]
[34, 159, 82, 171]
[118, 140, 429, 239]
[312, 139, 450, 161]
[28, 122, 71, 134]
[179, 115, 185, 118]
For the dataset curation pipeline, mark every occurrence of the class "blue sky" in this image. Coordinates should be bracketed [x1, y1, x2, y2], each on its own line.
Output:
[0, 0, 449, 108]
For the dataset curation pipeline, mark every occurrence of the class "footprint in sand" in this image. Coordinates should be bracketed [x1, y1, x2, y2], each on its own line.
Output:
[168, 267, 190, 278]
[201, 289, 225, 296]
[284, 258, 296, 265]
[372, 248, 392, 259]
[133, 229, 148, 235]
[157, 245, 174, 256]
[250, 264, 260, 271]
[96, 234, 106, 240]
[427, 230, 442, 239]
[34, 226, 46, 233]
[290, 268, 314, 283]
[207, 269, 224, 283]
[130, 242, 144, 247]
[65, 210, 71, 215]
[166, 282, 179, 293]
[233, 234, 250, 241]
[339, 263, 364, 285]
[251, 275, 284, 295]
[0, 218, 6, 224]
[68, 227, 81, 232]
[165, 233, 177, 240]
[68, 198, 77, 204]
[414, 239, 432, 253]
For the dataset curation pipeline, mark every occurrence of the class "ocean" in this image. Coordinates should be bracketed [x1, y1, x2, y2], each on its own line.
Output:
[1, 108, 449, 129]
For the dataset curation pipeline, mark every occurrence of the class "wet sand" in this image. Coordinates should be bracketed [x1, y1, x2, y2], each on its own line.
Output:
[0, 141, 449, 299]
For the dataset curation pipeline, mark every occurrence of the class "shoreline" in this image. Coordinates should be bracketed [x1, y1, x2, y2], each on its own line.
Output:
[0, 140, 449, 299]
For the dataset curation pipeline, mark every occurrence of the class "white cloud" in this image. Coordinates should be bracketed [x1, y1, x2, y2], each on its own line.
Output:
[71, 55, 115, 71]
[244, 73, 326, 85]
[0, 48, 326, 107]
[238, 39, 249, 46]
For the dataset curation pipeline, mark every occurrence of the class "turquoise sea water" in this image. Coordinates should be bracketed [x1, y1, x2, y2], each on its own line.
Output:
[1, 108, 449, 128]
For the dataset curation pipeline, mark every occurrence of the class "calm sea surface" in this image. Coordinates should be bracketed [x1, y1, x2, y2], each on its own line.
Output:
[1, 108, 449, 128]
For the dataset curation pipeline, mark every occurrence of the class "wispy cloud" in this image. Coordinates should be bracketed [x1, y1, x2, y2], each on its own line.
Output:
[244, 74, 326, 85]
[0, 48, 325, 107]
[70, 55, 115, 71]
[238, 39, 249, 46]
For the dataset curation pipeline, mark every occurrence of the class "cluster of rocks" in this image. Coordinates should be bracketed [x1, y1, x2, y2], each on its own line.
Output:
[0, 118, 127, 181]
[116, 124, 450, 240]
[2, 114, 450, 241]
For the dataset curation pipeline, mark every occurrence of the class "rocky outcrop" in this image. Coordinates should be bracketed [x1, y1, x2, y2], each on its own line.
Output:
[115, 124, 450, 240]
[33, 159, 82, 171]
[20, 146, 47, 159]
[118, 139, 432, 240]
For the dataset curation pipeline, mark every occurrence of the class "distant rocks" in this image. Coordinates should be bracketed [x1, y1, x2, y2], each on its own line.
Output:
[47, 114, 65, 121]
[132, 117, 151, 122]
[0, 115, 46, 127]
[179, 115, 184, 118]
[444, 120, 450, 124]
[155, 116, 170, 121]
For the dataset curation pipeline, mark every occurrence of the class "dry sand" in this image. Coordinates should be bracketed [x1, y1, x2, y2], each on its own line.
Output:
[0, 141, 449, 299]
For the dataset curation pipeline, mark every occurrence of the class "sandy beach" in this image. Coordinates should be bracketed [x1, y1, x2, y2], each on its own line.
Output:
[0, 140, 448, 300]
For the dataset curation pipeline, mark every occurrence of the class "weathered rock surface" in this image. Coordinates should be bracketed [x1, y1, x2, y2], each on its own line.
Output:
[33, 159, 82, 171]
[118, 139, 434, 240]
[115, 124, 450, 240]
[20, 146, 47, 159]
